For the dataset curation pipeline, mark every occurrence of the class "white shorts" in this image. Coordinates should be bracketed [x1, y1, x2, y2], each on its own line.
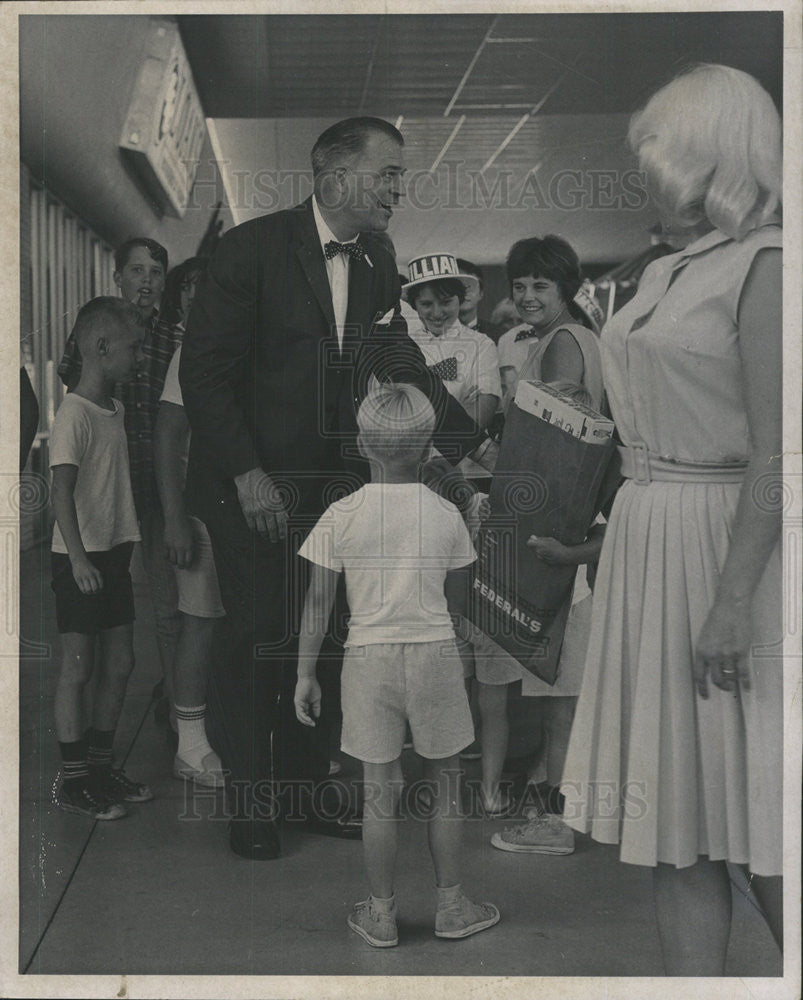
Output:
[341, 640, 474, 764]
[174, 516, 226, 619]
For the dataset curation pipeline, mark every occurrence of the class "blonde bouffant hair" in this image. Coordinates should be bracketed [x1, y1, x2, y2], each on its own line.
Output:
[357, 383, 436, 462]
[629, 64, 781, 240]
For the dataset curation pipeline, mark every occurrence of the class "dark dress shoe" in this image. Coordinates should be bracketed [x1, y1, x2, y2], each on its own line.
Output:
[229, 818, 280, 860]
[303, 814, 362, 840]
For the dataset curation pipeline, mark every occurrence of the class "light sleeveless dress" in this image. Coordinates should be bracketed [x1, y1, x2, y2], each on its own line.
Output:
[515, 321, 605, 414]
[560, 225, 783, 875]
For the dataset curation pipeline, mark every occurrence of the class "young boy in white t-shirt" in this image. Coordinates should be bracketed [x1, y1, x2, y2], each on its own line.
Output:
[50, 297, 153, 820]
[294, 383, 500, 948]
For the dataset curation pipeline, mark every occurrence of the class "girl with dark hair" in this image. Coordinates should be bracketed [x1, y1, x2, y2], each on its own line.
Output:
[159, 256, 208, 329]
[496, 236, 602, 409]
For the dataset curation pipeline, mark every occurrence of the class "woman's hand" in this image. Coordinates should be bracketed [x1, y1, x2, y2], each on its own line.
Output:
[465, 492, 489, 540]
[693, 597, 752, 699]
[527, 535, 574, 565]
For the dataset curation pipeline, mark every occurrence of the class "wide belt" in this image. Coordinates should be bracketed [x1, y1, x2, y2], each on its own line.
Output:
[618, 444, 748, 485]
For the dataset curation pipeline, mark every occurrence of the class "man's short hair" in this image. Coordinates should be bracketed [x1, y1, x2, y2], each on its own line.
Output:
[311, 117, 404, 178]
[72, 297, 144, 354]
[357, 383, 435, 462]
[114, 237, 169, 274]
[456, 258, 484, 291]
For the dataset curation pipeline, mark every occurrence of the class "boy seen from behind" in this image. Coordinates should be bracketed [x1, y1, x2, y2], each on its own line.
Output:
[294, 383, 500, 948]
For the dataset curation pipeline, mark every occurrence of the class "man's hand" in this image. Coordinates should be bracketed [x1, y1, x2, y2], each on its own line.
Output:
[164, 514, 195, 569]
[71, 555, 104, 594]
[234, 467, 289, 543]
[294, 677, 322, 727]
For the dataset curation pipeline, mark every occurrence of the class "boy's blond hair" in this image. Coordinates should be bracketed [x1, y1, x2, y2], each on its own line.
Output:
[357, 383, 436, 462]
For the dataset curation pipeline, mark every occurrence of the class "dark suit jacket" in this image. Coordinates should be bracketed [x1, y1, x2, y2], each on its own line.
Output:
[180, 198, 482, 518]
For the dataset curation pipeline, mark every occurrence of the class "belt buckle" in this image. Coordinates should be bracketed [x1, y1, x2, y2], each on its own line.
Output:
[630, 442, 652, 485]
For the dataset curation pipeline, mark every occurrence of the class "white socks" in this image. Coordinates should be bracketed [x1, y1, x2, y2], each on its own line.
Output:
[174, 703, 215, 766]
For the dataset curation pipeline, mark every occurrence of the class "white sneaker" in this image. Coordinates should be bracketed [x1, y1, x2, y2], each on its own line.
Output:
[347, 896, 398, 948]
[173, 750, 225, 788]
[491, 814, 575, 855]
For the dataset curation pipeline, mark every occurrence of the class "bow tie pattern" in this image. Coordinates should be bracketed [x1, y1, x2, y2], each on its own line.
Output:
[514, 326, 540, 343]
[324, 240, 365, 262]
[428, 357, 459, 381]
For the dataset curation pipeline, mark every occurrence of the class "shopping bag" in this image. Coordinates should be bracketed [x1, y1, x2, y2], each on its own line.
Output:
[466, 381, 618, 684]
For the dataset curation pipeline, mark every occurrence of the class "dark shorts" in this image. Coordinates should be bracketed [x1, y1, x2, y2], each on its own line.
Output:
[51, 542, 135, 635]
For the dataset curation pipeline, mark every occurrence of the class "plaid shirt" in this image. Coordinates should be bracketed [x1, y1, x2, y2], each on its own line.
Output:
[57, 310, 183, 518]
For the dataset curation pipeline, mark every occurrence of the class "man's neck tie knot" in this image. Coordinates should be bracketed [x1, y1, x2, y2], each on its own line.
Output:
[325, 240, 365, 262]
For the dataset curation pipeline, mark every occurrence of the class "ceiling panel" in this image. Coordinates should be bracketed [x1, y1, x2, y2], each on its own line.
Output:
[185, 11, 781, 266]
[179, 12, 781, 119]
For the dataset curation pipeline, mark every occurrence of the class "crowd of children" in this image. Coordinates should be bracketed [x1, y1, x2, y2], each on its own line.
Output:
[48, 230, 613, 945]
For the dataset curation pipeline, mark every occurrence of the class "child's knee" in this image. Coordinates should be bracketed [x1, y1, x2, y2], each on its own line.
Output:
[58, 657, 94, 688]
[478, 681, 507, 715]
[104, 650, 136, 683]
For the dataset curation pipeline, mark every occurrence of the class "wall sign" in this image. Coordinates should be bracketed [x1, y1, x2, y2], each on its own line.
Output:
[119, 20, 206, 218]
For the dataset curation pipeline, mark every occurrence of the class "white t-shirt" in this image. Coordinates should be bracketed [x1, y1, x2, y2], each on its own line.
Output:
[407, 319, 501, 407]
[49, 394, 140, 554]
[159, 345, 190, 486]
[298, 483, 476, 646]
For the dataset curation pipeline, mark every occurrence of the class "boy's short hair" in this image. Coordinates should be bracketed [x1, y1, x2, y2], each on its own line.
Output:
[548, 380, 594, 409]
[357, 383, 436, 462]
[114, 237, 169, 274]
[456, 258, 484, 290]
[72, 297, 144, 354]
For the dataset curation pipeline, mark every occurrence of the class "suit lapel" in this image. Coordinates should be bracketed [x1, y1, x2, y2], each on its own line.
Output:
[292, 200, 336, 331]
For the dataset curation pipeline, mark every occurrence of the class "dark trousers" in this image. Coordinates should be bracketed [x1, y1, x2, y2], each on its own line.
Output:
[202, 487, 338, 821]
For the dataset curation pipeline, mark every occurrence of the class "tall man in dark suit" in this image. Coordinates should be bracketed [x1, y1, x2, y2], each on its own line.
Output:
[180, 117, 482, 860]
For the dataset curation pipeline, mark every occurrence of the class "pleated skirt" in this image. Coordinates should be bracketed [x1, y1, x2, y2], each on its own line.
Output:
[560, 479, 783, 875]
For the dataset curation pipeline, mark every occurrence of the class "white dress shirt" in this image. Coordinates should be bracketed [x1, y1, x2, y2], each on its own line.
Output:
[312, 195, 358, 350]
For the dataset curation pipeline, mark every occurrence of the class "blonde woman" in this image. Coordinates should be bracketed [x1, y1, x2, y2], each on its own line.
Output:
[561, 64, 783, 975]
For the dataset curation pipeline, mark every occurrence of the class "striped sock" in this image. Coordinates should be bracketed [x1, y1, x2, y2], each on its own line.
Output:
[59, 739, 88, 794]
[86, 728, 115, 794]
[175, 704, 212, 763]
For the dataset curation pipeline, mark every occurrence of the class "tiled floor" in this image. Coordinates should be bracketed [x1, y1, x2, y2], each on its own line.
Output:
[18, 540, 783, 979]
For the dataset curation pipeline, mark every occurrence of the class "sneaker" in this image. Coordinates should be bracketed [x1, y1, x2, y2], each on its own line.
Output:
[103, 767, 155, 803]
[174, 751, 225, 788]
[347, 896, 398, 948]
[57, 784, 126, 821]
[435, 889, 500, 939]
[490, 813, 575, 855]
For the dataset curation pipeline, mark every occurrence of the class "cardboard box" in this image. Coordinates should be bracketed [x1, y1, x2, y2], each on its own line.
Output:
[514, 380, 614, 444]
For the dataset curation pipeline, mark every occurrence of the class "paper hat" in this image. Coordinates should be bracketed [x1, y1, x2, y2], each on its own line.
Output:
[401, 252, 480, 301]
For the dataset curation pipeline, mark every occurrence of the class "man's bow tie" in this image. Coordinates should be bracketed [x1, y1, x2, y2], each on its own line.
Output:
[428, 357, 459, 381]
[324, 240, 365, 262]
[514, 326, 540, 343]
